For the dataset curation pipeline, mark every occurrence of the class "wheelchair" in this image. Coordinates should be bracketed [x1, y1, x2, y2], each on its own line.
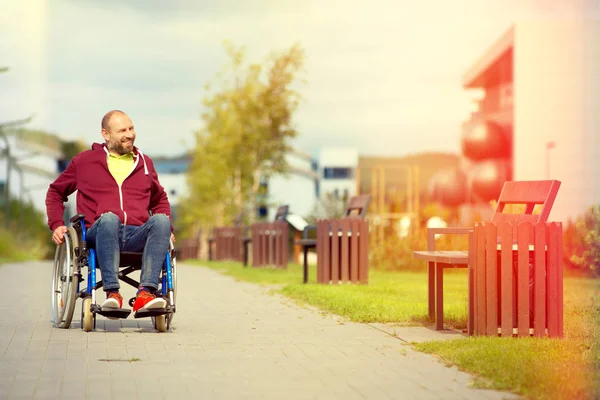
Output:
[51, 214, 177, 332]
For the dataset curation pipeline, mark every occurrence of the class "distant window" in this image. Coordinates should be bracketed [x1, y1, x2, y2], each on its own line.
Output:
[323, 167, 353, 179]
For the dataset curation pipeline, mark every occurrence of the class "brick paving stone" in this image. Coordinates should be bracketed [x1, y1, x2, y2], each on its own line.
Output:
[0, 261, 521, 399]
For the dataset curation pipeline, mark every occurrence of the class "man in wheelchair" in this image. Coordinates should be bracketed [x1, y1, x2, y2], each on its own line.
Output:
[45, 110, 175, 320]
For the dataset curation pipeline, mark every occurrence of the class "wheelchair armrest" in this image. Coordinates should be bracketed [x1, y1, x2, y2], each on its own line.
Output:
[69, 213, 86, 224]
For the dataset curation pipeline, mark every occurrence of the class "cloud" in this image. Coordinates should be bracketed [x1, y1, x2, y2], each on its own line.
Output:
[4, 0, 588, 162]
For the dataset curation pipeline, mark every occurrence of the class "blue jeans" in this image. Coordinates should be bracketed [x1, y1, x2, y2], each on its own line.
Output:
[86, 212, 171, 292]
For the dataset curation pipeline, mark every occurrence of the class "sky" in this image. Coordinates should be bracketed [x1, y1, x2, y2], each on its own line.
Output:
[0, 0, 596, 159]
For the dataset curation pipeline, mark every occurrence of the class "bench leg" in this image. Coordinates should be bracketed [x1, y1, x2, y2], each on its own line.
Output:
[436, 263, 444, 330]
[468, 266, 474, 335]
[303, 247, 309, 284]
[428, 261, 435, 322]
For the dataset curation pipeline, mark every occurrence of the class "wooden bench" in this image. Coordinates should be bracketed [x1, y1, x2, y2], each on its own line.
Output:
[249, 205, 289, 268]
[207, 213, 244, 261]
[413, 180, 561, 332]
[296, 195, 371, 283]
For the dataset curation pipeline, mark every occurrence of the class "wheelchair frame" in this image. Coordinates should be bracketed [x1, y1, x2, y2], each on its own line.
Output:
[51, 214, 177, 332]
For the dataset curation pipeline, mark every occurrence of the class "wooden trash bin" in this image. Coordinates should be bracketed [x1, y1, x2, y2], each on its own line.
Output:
[472, 221, 563, 338]
[251, 221, 288, 268]
[316, 218, 369, 284]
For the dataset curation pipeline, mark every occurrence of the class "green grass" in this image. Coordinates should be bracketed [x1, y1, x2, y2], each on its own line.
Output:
[192, 260, 599, 400]
[198, 261, 469, 326]
[415, 276, 600, 400]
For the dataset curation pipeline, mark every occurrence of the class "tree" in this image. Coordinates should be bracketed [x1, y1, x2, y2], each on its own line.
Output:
[178, 42, 305, 238]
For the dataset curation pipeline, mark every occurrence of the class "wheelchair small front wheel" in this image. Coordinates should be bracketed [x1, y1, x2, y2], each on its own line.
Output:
[81, 297, 94, 332]
[153, 315, 166, 333]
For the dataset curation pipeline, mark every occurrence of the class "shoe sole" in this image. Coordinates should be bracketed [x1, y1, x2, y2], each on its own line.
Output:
[141, 297, 167, 310]
[102, 298, 123, 320]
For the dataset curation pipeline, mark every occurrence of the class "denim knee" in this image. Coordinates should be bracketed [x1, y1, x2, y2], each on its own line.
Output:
[97, 212, 120, 230]
[149, 214, 171, 232]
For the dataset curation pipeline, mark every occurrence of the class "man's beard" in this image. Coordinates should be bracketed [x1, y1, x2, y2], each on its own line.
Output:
[109, 140, 134, 155]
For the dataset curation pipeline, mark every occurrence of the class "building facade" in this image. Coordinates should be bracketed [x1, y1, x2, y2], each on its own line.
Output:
[460, 17, 600, 222]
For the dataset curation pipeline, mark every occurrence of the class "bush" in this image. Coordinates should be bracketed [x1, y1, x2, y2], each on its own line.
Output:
[0, 197, 53, 262]
[564, 205, 600, 276]
[370, 227, 469, 271]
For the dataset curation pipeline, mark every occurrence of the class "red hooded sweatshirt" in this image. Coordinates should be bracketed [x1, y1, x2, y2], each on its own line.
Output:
[45, 143, 172, 231]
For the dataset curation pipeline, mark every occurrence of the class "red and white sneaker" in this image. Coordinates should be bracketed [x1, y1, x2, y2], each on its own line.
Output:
[102, 292, 123, 309]
[133, 290, 166, 312]
[102, 292, 123, 320]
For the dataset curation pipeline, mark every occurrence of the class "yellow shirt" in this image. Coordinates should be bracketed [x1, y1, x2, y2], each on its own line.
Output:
[107, 152, 135, 186]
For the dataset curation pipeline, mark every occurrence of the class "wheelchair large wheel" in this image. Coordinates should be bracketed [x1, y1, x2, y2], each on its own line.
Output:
[167, 247, 177, 328]
[51, 228, 79, 329]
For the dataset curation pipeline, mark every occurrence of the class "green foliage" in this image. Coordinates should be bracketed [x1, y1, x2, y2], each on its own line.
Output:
[304, 193, 350, 224]
[0, 198, 52, 261]
[60, 139, 88, 159]
[564, 205, 600, 276]
[178, 42, 305, 237]
[369, 226, 468, 271]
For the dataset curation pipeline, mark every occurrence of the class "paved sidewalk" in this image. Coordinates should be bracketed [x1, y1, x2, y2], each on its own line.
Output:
[0, 261, 520, 399]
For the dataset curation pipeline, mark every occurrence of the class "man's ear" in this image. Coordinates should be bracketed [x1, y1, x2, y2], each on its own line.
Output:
[101, 128, 110, 141]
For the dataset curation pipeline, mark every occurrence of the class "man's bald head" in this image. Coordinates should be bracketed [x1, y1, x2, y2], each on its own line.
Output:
[101, 110, 126, 131]
[101, 110, 136, 156]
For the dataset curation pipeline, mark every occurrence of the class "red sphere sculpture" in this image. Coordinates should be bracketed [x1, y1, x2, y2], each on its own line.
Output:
[462, 120, 511, 161]
[469, 159, 512, 202]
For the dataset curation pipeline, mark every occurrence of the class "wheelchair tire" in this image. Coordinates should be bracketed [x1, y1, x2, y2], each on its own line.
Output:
[81, 297, 94, 332]
[51, 228, 79, 329]
[167, 249, 177, 327]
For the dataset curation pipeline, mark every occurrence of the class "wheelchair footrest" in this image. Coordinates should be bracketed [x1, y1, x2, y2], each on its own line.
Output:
[134, 308, 170, 319]
[97, 308, 132, 319]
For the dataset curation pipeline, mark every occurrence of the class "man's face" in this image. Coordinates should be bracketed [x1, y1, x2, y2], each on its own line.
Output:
[102, 113, 136, 155]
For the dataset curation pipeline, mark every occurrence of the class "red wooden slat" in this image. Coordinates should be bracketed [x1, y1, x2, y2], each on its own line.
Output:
[499, 222, 513, 337]
[316, 220, 323, 283]
[533, 223, 546, 336]
[517, 222, 533, 337]
[475, 224, 487, 335]
[547, 222, 560, 337]
[341, 219, 350, 282]
[282, 222, 289, 269]
[331, 220, 340, 283]
[485, 223, 498, 336]
[359, 220, 369, 284]
[251, 225, 257, 266]
[324, 220, 332, 283]
[557, 222, 564, 337]
[492, 180, 561, 224]
[350, 219, 359, 283]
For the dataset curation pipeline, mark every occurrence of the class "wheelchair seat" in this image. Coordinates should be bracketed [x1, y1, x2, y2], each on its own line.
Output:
[119, 251, 143, 268]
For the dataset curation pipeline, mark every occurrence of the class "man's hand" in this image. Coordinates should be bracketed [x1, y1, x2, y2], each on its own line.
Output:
[170, 233, 176, 244]
[52, 226, 68, 245]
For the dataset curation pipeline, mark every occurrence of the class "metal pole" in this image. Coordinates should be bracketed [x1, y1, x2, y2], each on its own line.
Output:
[0, 130, 10, 227]
[18, 168, 23, 229]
